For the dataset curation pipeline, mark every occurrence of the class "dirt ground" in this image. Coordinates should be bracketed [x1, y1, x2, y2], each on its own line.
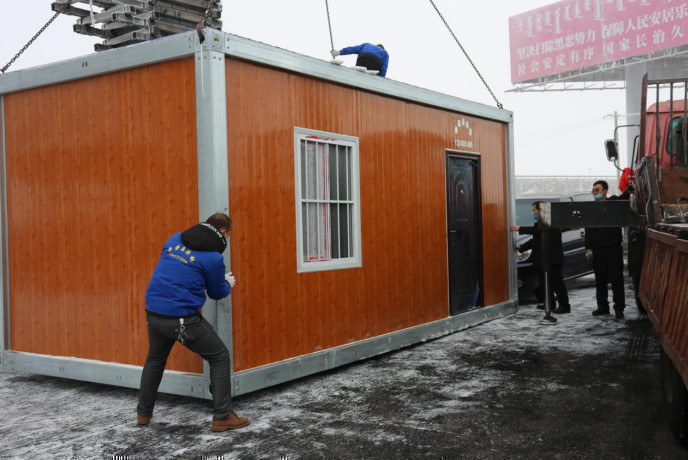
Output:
[1, 279, 687, 459]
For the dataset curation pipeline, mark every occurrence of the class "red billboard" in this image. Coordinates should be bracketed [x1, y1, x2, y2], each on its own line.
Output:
[509, 0, 688, 83]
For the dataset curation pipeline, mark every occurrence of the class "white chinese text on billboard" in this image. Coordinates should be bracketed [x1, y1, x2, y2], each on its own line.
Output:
[509, 0, 688, 83]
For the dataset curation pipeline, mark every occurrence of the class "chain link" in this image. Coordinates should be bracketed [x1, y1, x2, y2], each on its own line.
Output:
[202, 0, 216, 27]
[1, 2, 72, 74]
[324, 0, 334, 51]
[428, 0, 503, 109]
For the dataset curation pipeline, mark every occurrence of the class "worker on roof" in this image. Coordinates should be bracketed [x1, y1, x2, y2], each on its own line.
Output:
[331, 43, 389, 77]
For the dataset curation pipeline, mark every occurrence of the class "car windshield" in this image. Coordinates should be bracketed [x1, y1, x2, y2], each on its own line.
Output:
[515, 200, 536, 227]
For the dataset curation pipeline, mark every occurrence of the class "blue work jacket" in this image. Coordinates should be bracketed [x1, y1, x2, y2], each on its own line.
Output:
[145, 232, 230, 317]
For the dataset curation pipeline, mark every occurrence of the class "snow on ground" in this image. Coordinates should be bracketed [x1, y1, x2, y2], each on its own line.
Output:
[1, 279, 682, 459]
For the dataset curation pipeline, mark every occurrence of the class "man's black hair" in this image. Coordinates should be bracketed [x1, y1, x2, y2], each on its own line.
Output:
[377, 44, 385, 49]
[593, 180, 609, 190]
[206, 213, 232, 232]
[532, 201, 544, 210]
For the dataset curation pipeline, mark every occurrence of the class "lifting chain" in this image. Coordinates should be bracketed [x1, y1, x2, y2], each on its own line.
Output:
[1, 1, 72, 74]
[202, 0, 216, 26]
[324, 0, 334, 51]
[428, 0, 503, 109]
[197, 0, 217, 43]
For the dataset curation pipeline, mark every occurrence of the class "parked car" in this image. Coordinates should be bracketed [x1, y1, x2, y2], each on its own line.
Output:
[515, 194, 593, 303]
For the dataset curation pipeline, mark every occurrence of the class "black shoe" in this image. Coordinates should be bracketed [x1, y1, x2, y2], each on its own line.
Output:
[553, 306, 571, 314]
[536, 304, 545, 310]
[592, 308, 610, 316]
[615, 310, 625, 319]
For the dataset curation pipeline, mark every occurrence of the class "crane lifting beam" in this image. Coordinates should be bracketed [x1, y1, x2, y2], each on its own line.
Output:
[51, 0, 222, 50]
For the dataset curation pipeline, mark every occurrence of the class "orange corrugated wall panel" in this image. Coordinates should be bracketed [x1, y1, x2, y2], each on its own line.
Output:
[226, 60, 509, 371]
[4, 58, 203, 373]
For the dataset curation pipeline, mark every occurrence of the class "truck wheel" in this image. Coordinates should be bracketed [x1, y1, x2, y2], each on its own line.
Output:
[660, 349, 688, 441]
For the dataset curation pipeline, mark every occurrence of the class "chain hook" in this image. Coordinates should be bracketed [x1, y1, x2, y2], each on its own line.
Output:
[197, 0, 217, 44]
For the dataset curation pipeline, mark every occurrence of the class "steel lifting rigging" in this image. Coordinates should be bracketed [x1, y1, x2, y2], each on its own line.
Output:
[427, 0, 503, 109]
[3, 0, 504, 110]
[323, 0, 502, 108]
[1, 0, 223, 73]
[324, 0, 335, 53]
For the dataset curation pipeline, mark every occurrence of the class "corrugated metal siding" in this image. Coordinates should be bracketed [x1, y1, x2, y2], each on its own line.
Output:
[225, 59, 510, 371]
[3, 58, 203, 373]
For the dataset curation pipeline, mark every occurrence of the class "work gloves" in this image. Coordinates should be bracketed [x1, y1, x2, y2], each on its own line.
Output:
[330, 49, 340, 58]
[585, 249, 593, 261]
[225, 272, 236, 288]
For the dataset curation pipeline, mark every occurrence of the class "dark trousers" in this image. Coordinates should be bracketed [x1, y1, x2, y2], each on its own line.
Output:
[356, 53, 382, 72]
[538, 263, 570, 308]
[137, 312, 232, 420]
[592, 244, 625, 311]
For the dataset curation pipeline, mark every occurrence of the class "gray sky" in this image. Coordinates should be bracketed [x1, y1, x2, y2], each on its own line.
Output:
[0, 0, 627, 177]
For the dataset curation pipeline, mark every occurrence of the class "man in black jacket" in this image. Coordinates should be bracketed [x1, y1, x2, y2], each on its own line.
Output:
[585, 180, 626, 319]
[511, 201, 571, 314]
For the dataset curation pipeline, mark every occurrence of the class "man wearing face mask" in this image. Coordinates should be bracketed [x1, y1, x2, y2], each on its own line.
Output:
[510, 201, 570, 314]
[585, 180, 628, 319]
[136, 213, 249, 432]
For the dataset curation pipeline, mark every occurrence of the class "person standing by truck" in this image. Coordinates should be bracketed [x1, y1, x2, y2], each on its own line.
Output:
[585, 180, 626, 319]
[511, 201, 571, 314]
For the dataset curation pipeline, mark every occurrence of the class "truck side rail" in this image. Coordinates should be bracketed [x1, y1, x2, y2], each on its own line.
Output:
[660, 237, 688, 390]
[639, 229, 688, 389]
[639, 229, 677, 326]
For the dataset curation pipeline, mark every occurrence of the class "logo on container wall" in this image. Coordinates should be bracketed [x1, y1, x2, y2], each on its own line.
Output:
[454, 118, 474, 149]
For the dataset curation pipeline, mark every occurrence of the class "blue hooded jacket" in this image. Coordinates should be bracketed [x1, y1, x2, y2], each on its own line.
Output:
[145, 224, 231, 317]
[339, 43, 389, 77]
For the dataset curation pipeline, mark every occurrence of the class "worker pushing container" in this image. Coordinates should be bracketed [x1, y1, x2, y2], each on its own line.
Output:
[0, 28, 517, 399]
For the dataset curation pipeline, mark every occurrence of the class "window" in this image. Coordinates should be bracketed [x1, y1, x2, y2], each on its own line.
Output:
[294, 128, 362, 273]
[666, 116, 688, 167]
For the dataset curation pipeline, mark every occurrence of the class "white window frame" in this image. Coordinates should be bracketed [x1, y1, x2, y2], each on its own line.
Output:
[294, 127, 362, 273]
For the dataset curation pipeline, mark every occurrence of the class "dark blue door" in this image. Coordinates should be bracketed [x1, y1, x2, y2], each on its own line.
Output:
[446, 155, 482, 315]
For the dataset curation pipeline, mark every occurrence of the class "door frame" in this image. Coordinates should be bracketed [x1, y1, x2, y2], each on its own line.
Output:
[444, 150, 484, 315]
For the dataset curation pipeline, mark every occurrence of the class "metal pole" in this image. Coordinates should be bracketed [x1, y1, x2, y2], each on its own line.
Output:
[540, 228, 557, 324]
[614, 110, 622, 188]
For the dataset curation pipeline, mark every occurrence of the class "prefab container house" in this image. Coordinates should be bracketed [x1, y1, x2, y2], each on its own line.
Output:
[0, 29, 517, 398]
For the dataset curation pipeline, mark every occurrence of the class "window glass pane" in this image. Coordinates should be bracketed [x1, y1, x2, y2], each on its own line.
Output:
[329, 145, 338, 200]
[666, 116, 688, 158]
[339, 203, 350, 257]
[300, 141, 307, 198]
[348, 203, 353, 258]
[515, 200, 535, 227]
[305, 202, 319, 261]
[330, 203, 340, 259]
[338, 145, 348, 201]
[304, 202, 334, 262]
[322, 202, 331, 260]
[318, 143, 328, 201]
[302, 202, 308, 261]
[305, 141, 317, 200]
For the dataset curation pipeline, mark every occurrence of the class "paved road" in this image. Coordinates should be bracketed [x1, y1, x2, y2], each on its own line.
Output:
[1, 280, 686, 459]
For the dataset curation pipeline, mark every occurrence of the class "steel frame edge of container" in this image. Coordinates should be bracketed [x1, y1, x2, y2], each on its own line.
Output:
[0, 29, 513, 124]
[0, 28, 518, 398]
[0, 94, 6, 359]
[194, 34, 232, 400]
[0, 300, 516, 398]
[507, 119, 517, 301]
